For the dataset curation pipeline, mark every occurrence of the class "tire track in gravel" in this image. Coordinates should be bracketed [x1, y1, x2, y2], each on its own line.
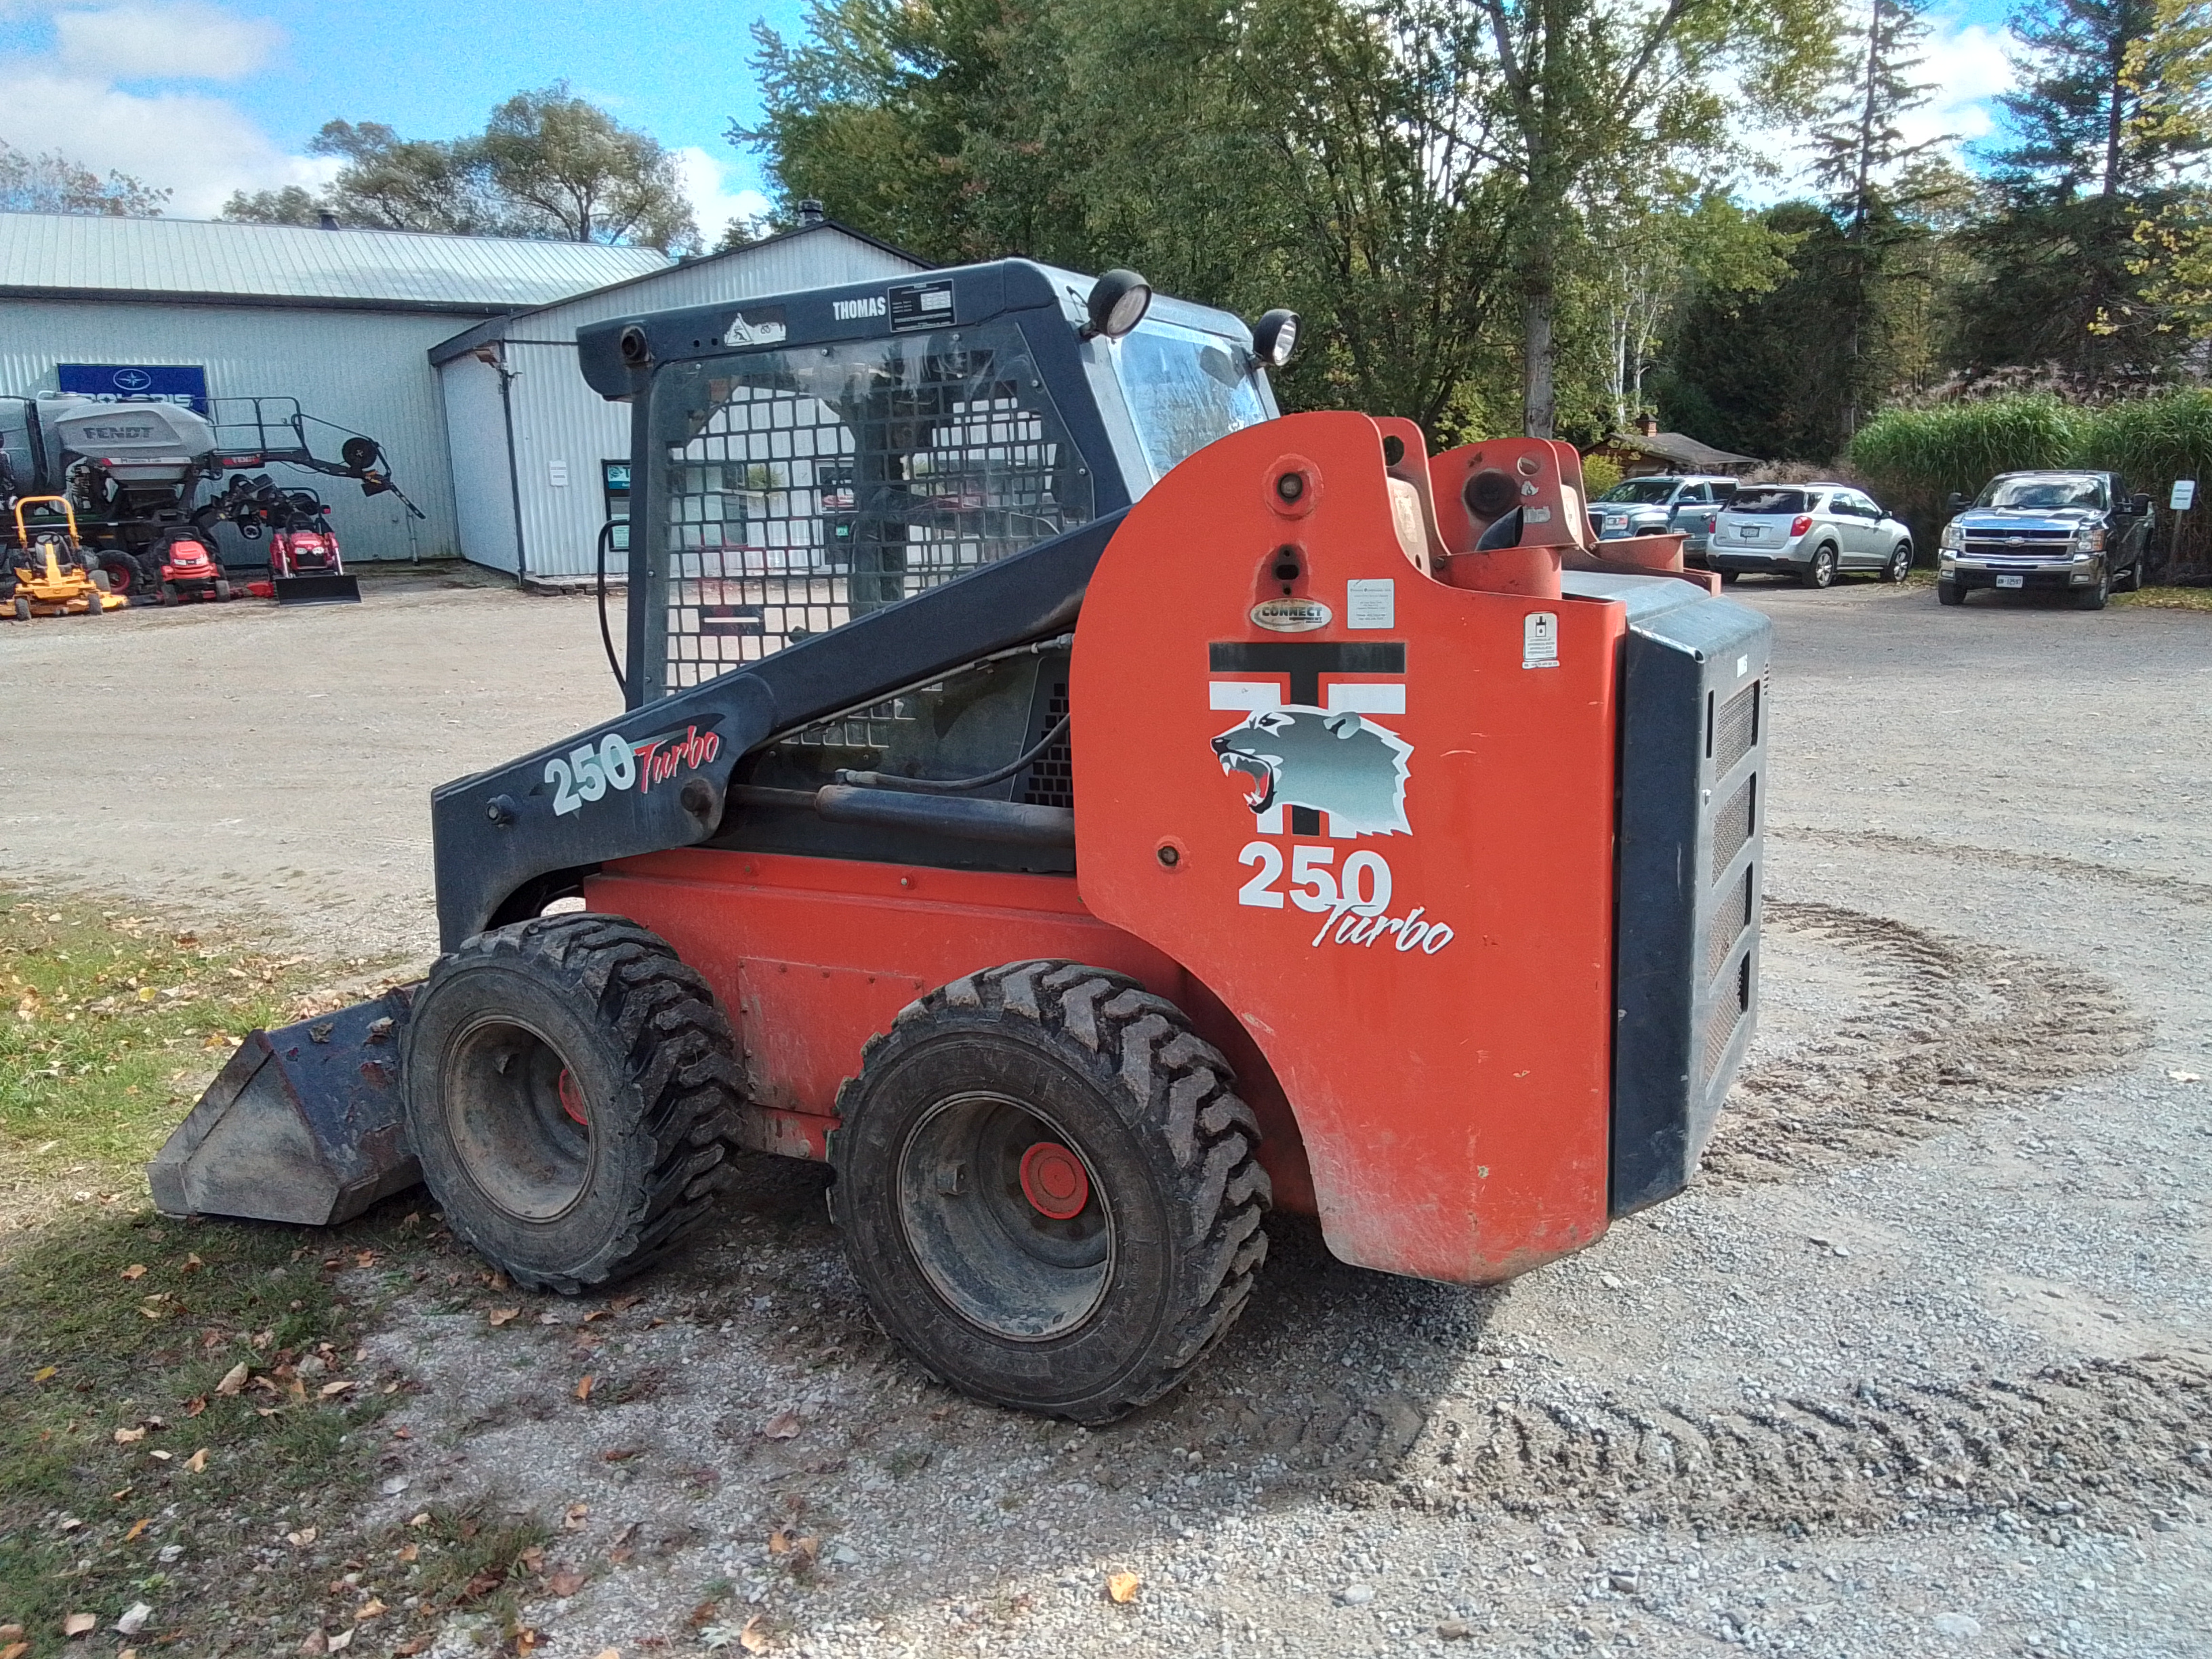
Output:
[1187, 1354, 2212, 1536]
[1778, 826, 2212, 909]
[1702, 900, 2148, 1187]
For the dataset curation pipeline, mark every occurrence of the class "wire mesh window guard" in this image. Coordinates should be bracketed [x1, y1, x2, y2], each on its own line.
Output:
[647, 322, 1092, 708]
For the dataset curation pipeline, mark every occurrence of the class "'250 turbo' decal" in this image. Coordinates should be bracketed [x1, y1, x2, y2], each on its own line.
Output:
[544, 724, 721, 816]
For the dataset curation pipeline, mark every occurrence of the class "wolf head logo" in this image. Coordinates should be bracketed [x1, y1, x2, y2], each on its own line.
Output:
[1210, 706, 1412, 836]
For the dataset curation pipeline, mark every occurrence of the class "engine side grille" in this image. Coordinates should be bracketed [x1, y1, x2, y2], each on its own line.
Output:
[1711, 775, 1755, 882]
[1706, 865, 1753, 986]
[1712, 680, 1760, 777]
[1020, 682, 1074, 808]
[1701, 956, 1752, 1083]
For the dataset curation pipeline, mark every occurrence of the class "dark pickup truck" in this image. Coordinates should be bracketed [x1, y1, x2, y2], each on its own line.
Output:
[1936, 470, 2153, 610]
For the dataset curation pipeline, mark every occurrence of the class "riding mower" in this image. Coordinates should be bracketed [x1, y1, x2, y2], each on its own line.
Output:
[5, 496, 126, 618]
[150, 261, 1767, 1423]
[145, 523, 232, 605]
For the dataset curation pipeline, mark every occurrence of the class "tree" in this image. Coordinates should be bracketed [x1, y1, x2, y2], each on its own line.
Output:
[1956, 0, 2212, 377]
[0, 141, 167, 217]
[740, 0, 1520, 436]
[1473, 0, 1838, 437]
[481, 86, 698, 249]
[222, 93, 699, 251]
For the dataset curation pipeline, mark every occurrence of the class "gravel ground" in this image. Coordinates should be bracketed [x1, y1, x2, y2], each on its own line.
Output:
[9, 571, 2212, 1657]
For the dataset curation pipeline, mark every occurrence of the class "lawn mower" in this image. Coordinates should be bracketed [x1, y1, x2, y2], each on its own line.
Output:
[5, 495, 125, 618]
[201, 476, 361, 605]
[151, 261, 1768, 1423]
[146, 523, 232, 605]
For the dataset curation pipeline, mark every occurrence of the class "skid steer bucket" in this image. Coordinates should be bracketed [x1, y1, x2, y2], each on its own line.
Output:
[148, 990, 419, 1225]
[273, 573, 361, 605]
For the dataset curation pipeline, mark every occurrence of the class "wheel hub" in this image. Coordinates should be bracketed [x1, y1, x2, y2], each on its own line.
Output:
[1018, 1141, 1089, 1219]
[556, 1067, 589, 1126]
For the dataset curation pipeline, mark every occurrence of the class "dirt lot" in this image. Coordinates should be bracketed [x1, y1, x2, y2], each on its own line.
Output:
[5, 571, 2211, 1658]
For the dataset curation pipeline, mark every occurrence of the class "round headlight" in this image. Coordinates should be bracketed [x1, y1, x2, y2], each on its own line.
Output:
[1252, 308, 1300, 367]
[1084, 268, 1152, 340]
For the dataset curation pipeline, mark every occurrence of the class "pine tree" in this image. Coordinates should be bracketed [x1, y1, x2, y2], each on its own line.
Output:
[1956, 0, 2212, 377]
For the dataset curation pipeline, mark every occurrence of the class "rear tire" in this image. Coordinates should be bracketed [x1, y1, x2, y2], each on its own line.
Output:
[831, 961, 1270, 1422]
[1803, 544, 1838, 588]
[401, 913, 746, 1294]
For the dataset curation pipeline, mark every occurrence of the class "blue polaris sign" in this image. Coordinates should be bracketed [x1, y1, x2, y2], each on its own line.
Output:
[56, 363, 209, 414]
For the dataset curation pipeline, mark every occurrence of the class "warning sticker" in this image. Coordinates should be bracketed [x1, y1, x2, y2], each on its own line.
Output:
[1346, 579, 1395, 630]
[1522, 611, 1559, 670]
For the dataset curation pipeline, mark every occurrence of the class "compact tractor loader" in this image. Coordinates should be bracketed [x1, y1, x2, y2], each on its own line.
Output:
[151, 262, 1769, 1422]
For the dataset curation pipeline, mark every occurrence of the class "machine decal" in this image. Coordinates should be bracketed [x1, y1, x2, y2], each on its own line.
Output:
[1249, 597, 1331, 632]
[721, 307, 787, 347]
[888, 279, 956, 331]
[1345, 579, 1395, 629]
[1211, 708, 1411, 836]
[544, 722, 722, 816]
[1522, 611, 1560, 670]
[1231, 840, 1454, 952]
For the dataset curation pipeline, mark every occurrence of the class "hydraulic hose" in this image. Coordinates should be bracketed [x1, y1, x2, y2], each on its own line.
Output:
[595, 519, 626, 700]
[835, 713, 1069, 796]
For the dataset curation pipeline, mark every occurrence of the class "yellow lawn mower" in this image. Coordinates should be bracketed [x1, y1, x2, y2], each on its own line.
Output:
[5, 496, 126, 619]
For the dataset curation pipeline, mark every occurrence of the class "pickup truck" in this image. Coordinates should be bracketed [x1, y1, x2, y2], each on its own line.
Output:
[1937, 471, 2152, 611]
[1586, 474, 1738, 560]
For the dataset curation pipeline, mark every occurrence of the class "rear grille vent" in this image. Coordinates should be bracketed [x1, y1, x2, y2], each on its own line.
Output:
[1711, 776, 1755, 882]
[1701, 995, 1742, 1084]
[1706, 865, 1753, 986]
[1020, 682, 1074, 809]
[1713, 681, 1760, 776]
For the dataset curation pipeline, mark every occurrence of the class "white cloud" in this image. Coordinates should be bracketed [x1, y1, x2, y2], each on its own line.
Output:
[0, 1, 325, 216]
[54, 1, 281, 81]
[675, 145, 772, 246]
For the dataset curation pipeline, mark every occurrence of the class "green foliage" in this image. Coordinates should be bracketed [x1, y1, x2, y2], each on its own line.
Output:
[1849, 393, 2087, 503]
[222, 91, 698, 251]
[0, 141, 167, 218]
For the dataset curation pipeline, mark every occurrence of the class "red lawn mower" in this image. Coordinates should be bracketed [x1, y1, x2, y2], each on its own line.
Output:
[205, 476, 363, 605]
[147, 524, 232, 605]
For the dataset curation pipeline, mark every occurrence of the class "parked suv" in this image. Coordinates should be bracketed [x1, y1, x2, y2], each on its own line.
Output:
[1708, 483, 1913, 588]
[1586, 474, 1738, 558]
[1936, 471, 2152, 611]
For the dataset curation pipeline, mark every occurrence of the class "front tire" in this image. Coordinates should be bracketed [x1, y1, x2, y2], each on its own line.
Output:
[401, 914, 745, 1293]
[1883, 542, 1912, 583]
[832, 961, 1270, 1422]
[1803, 544, 1839, 588]
[2074, 571, 2110, 611]
[1938, 580, 1965, 607]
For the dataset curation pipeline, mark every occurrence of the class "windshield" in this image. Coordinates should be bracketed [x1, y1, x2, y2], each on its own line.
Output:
[1729, 488, 1809, 514]
[1599, 480, 1677, 504]
[1112, 317, 1271, 480]
[1979, 474, 2106, 510]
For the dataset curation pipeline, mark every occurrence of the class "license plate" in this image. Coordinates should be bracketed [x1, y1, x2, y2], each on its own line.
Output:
[1996, 573, 2024, 588]
[1736, 526, 1759, 539]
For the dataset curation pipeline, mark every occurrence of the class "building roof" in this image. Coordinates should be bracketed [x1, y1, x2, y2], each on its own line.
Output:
[0, 213, 670, 314]
[427, 218, 931, 365]
[1602, 429, 1763, 472]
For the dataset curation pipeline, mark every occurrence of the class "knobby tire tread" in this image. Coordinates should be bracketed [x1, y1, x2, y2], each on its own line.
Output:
[432, 912, 745, 1293]
[848, 958, 1271, 1421]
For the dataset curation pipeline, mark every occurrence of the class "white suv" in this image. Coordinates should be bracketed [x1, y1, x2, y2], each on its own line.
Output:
[1708, 483, 1914, 588]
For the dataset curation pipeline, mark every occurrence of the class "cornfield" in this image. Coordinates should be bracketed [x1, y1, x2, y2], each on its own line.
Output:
[1850, 392, 2212, 577]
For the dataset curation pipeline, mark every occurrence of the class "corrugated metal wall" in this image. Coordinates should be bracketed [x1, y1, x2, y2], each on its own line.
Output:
[437, 230, 928, 578]
[1, 297, 462, 562]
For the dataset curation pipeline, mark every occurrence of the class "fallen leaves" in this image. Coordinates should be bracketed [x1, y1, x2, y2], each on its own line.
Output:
[319, 1379, 358, 1398]
[560, 1502, 589, 1533]
[120, 1263, 148, 1281]
[114, 1605, 152, 1637]
[575, 1374, 594, 1402]
[1105, 1571, 1141, 1605]
[31, 1366, 57, 1383]
[62, 1614, 96, 1639]
[760, 1410, 802, 1439]
[352, 1600, 386, 1622]
[546, 1569, 585, 1598]
[486, 1308, 521, 1327]
[185, 1447, 209, 1473]
[767, 1525, 819, 1568]
[112, 1426, 146, 1445]
[1, 1639, 26, 1659]
[216, 1361, 250, 1395]
[325, 1629, 354, 1654]
[285, 1527, 318, 1548]
[124, 1518, 150, 1542]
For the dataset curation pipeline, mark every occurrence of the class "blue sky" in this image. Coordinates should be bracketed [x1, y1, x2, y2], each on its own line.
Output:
[0, 0, 2024, 227]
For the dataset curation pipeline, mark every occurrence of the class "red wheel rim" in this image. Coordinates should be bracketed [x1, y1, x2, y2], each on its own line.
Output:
[1017, 1141, 1089, 1220]
[556, 1067, 589, 1126]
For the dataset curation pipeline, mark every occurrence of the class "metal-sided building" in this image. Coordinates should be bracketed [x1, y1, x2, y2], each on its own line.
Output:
[0, 209, 926, 573]
[0, 212, 667, 562]
[429, 210, 926, 580]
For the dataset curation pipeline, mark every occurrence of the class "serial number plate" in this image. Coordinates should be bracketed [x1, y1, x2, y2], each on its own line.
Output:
[1996, 574, 2026, 588]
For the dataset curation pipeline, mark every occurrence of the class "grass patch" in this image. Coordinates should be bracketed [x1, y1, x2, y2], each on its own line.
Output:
[0, 890, 468, 1656]
[0, 888, 328, 1184]
[2114, 583, 2212, 611]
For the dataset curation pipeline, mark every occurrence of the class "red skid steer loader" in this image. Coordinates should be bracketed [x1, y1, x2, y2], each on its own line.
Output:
[152, 263, 1769, 1422]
